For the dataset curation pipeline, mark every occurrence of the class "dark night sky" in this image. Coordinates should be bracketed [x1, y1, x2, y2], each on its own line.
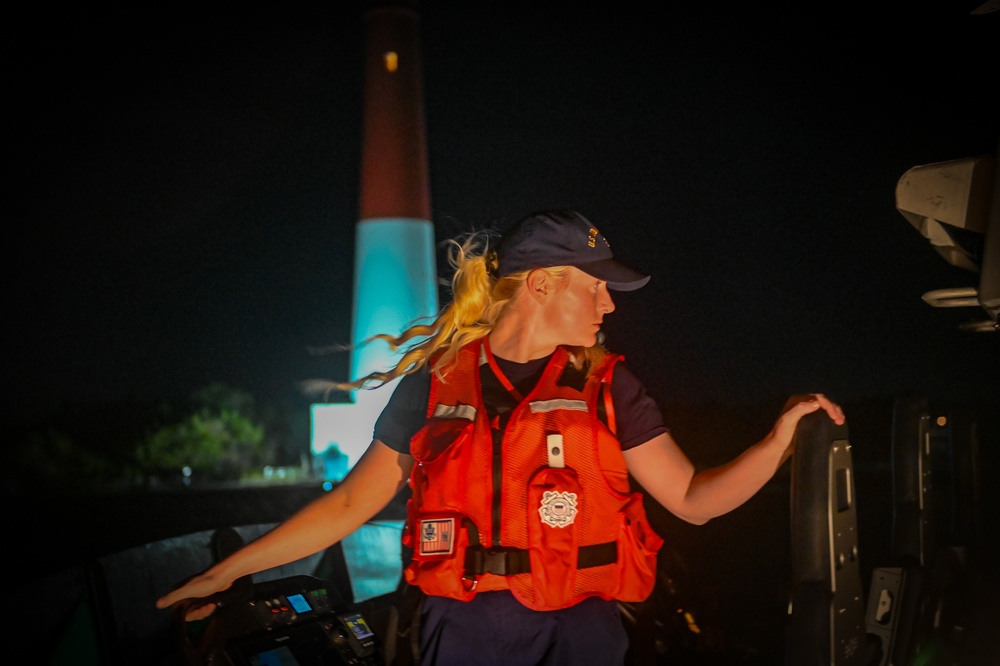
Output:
[6, 2, 999, 433]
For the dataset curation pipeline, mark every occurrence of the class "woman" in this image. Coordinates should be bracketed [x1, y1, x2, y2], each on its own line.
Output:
[156, 209, 844, 665]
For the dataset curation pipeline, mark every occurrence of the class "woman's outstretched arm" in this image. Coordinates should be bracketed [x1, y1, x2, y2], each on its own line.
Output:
[625, 394, 844, 525]
[155, 440, 413, 620]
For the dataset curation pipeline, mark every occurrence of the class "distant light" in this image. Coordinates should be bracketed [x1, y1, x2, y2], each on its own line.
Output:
[322, 481, 334, 492]
[936, 415, 948, 427]
[677, 608, 701, 634]
[384, 51, 398, 72]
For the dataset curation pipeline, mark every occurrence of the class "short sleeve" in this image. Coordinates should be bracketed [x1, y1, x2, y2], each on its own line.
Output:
[373, 370, 431, 454]
[609, 361, 669, 450]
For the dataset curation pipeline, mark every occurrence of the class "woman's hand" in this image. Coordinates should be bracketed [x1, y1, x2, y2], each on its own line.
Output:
[771, 393, 846, 461]
[155, 571, 233, 621]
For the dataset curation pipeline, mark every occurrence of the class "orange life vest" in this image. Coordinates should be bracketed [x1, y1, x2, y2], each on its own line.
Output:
[402, 338, 664, 611]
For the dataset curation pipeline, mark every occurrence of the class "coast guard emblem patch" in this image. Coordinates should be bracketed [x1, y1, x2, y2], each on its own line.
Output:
[538, 490, 578, 528]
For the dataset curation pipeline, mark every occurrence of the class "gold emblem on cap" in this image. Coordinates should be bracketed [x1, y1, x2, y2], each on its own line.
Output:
[587, 227, 610, 249]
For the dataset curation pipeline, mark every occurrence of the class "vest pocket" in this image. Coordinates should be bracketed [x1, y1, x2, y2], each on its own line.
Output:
[403, 511, 477, 602]
[526, 466, 582, 608]
[410, 417, 474, 464]
[611, 493, 664, 601]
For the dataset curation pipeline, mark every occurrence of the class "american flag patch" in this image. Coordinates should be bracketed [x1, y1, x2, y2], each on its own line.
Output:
[418, 517, 455, 556]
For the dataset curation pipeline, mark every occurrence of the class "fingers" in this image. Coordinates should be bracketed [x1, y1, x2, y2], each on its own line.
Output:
[155, 575, 224, 617]
[156, 590, 219, 622]
[184, 602, 218, 622]
[780, 393, 846, 426]
[810, 393, 845, 425]
[156, 584, 197, 609]
[156, 593, 178, 610]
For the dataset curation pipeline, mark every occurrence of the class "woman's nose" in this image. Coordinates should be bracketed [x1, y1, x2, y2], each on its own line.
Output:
[599, 289, 615, 314]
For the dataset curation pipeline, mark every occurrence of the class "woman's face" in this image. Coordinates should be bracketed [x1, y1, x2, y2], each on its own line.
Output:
[539, 266, 616, 347]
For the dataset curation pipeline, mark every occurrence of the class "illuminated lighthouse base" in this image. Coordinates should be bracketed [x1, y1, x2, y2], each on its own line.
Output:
[310, 217, 438, 473]
[309, 217, 437, 601]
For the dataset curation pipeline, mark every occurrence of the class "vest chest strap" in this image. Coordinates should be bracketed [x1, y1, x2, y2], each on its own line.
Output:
[464, 541, 618, 576]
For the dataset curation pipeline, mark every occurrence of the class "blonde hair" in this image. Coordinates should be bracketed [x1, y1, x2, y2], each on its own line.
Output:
[304, 229, 607, 397]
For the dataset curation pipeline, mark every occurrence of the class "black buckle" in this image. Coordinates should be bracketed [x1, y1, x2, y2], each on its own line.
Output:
[483, 549, 510, 576]
[467, 547, 524, 576]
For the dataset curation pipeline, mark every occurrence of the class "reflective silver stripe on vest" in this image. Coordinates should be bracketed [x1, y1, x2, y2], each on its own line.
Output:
[432, 403, 477, 421]
[529, 399, 588, 413]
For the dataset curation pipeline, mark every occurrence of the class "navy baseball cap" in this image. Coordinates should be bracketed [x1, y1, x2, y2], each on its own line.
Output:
[496, 210, 650, 291]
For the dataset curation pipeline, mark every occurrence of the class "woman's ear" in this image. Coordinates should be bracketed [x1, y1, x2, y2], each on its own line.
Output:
[525, 269, 550, 301]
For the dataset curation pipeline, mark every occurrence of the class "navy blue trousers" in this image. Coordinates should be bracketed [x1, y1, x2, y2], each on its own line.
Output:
[419, 591, 628, 666]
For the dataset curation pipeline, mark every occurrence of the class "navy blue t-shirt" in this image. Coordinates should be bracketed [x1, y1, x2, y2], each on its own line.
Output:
[374, 353, 668, 453]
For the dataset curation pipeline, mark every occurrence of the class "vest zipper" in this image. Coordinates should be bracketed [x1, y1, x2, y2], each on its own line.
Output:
[482, 337, 524, 548]
[491, 426, 503, 546]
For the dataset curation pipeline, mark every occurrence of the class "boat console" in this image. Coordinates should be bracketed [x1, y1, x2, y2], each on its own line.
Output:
[174, 574, 383, 666]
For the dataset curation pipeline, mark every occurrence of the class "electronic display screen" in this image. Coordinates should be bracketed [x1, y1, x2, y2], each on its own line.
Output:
[285, 593, 312, 614]
[341, 612, 375, 640]
[249, 645, 301, 666]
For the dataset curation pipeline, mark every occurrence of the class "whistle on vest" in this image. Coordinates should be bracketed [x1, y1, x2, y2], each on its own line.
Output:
[547, 434, 565, 468]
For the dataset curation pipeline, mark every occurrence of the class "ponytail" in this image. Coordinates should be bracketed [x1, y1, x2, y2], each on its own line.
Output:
[301, 229, 607, 398]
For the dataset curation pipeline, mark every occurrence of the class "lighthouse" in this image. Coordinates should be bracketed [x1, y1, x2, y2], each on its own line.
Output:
[310, 1, 438, 478]
[306, 1, 437, 603]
